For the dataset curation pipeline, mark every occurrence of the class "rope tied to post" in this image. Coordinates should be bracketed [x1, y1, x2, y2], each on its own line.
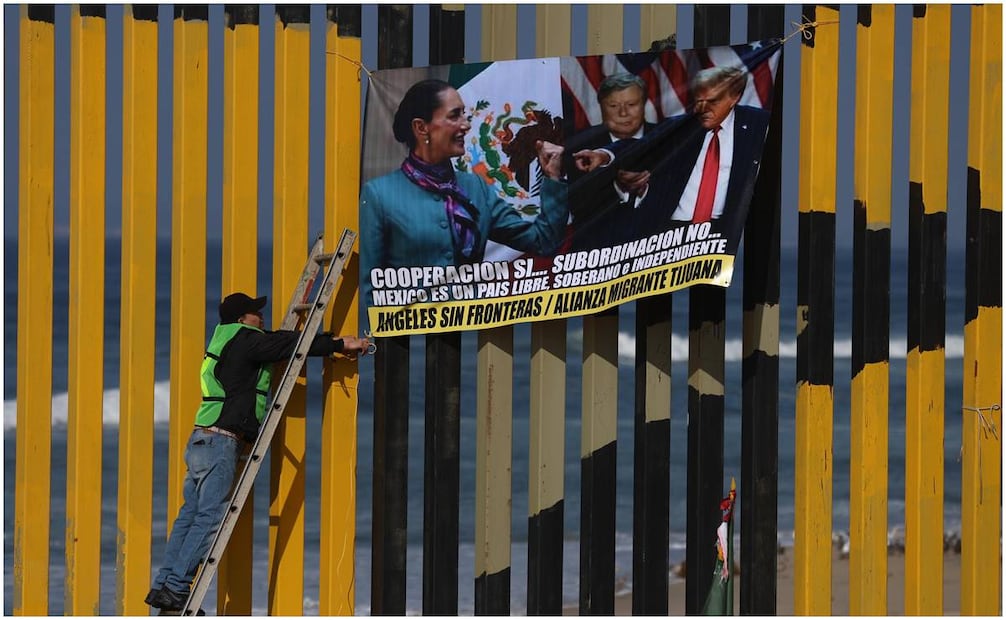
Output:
[325, 49, 374, 80]
[960, 403, 1001, 504]
[778, 14, 841, 46]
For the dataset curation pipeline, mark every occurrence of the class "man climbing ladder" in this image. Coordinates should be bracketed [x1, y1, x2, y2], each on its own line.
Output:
[146, 232, 370, 614]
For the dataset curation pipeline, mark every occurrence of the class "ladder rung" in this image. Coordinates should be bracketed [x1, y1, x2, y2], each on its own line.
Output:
[292, 303, 314, 313]
[314, 252, 335, 264]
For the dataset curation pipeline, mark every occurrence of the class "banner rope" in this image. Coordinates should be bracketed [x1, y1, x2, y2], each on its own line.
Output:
[779, 14, 841, 46]
[960, 404, 1001, 504]
[326, 49, 374, 80]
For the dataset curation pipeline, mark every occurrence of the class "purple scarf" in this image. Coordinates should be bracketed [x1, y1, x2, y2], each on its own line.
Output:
[401, 154, 481, 260]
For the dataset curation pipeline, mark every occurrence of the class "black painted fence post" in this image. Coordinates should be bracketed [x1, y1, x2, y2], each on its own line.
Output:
[741, 5, 784, 615]
[370, 5, 413, 615]
[422, 8, 465, 615]
[685, 5, 730, 614]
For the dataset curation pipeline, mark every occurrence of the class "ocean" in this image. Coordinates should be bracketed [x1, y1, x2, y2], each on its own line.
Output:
[3, 237, 968, 614]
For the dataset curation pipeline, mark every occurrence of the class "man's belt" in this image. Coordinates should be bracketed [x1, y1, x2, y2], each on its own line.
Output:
[196, 425, 243, 442]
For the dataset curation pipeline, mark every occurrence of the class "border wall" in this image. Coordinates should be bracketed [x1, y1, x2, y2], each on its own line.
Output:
[10, 4, 1001, 616]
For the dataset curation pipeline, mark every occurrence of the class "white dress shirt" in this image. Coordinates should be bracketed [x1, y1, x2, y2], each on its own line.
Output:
[603, 127, 650, 208]
[671, 108, 736, 221]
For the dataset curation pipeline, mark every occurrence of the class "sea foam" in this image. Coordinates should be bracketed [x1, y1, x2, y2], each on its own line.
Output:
[4, 380, 173, 431]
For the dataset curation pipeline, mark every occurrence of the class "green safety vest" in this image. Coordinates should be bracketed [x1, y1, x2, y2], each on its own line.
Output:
[194, 323, 273, 427]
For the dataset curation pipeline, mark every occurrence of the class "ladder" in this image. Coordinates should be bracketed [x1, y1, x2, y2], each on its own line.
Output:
[178, 228, 358, 616]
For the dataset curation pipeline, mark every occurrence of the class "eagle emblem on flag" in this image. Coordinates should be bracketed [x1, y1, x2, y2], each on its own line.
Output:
[456, 99, 563, 216]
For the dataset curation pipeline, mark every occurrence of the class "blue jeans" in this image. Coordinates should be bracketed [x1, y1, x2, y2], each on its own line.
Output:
[153, 428, 240, 593]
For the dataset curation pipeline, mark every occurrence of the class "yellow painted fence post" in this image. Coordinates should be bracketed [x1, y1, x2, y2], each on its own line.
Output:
[474, 5, 517, 615]
[217, 5, 261, 614]
[116, 5, 159, 615]
[905, 4, 951, 615]
[794, 5, 839, 615]
[168, 5, 209, 522]
[849, 5, 894, 615]
[15, 5, 56, 614]
[528, 5, 572, 616]
[962, 4, 1003, 615]
[320, 6, 363, 615]
[269, 6, 312, 614]
[66, 6, 107, 614]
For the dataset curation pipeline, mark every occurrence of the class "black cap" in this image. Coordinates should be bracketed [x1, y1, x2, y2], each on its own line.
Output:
[219, 292, 267, 323]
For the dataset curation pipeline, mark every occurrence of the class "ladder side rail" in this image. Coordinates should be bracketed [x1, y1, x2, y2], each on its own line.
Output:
[181, 233, 348, 614]
[242, 230, 355, 474]
[278, 234, 326, 331]
[180, 229, 356, 615]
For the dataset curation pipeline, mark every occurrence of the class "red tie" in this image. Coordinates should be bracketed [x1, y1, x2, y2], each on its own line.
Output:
[692, 127, 720, 223]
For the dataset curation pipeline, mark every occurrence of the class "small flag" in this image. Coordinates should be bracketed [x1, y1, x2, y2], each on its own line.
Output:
[702, 478, 737, 615]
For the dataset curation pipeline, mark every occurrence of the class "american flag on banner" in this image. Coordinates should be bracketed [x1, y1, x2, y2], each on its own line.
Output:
[560, 40, 782, 134]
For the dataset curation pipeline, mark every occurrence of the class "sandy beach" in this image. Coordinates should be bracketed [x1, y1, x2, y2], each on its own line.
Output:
[565, 549, 967, 615]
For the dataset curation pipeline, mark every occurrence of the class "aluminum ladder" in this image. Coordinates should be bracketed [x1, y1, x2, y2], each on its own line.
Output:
[177, 228, 357, 616]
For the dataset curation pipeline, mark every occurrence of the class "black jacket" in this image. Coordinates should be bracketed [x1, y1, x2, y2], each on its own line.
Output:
[212, 328, 345, 442]
[563, 122, 658, 251]
[632, 106, 771, 252]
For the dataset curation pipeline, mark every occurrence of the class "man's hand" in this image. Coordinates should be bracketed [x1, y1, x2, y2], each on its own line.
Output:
[572, 148, 612, 172]
[535, 140, 564, 180]
[336, 335, 371, 358]
[615, 169, 650, 196]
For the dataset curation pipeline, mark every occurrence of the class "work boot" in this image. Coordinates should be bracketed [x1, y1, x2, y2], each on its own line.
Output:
[151, 587, 189, 613]
[144, 588, 162, 606]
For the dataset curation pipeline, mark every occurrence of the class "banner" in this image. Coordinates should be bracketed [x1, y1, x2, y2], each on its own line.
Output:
[360, 41, 782, 336]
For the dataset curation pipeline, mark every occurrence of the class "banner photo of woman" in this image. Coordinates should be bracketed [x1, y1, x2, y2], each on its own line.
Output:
[360, 41, 781, 337]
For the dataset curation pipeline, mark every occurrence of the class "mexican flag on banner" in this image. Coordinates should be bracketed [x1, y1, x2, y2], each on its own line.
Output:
[702, 478, 737, 615]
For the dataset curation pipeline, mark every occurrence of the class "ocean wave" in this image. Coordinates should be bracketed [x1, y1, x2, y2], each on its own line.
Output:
[3, 380, 174, 431]
[3, 333, 966, 430]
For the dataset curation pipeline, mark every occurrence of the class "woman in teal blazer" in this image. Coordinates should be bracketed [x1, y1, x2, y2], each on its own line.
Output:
[360, 79, 568, 308]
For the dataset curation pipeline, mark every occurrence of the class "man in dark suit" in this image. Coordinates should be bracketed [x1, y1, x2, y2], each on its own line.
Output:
[633, 65, 770, 251]
[563, 72, 657, 250]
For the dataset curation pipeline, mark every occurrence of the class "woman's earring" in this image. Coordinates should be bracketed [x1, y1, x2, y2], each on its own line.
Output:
[424, 137, 430, 145]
